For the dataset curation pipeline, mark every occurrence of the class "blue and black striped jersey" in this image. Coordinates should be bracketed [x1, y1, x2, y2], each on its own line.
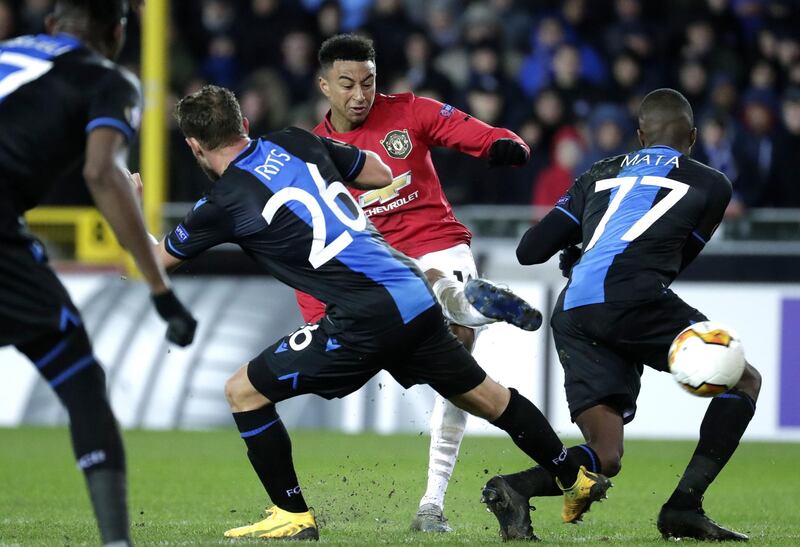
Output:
[554, 145, 732, 310]
[165, 127, 437, 349]
[0, 33, 141, 214]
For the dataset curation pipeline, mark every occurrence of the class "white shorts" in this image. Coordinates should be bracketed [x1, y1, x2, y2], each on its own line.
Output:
[414, 243, 478, 285]
[414, 244, 488, 334]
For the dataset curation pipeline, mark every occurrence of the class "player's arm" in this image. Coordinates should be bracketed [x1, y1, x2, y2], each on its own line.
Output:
[128, 173, 185, 272]
[353, 150, 392, 188]
[84, 131, 196, 346]
[161, 193, 237, 270]
[680, 173, 733, 272]
[516, 209, 582, 265]
[85, 70, 196, 346]
[317, 136, 392, 188]
[516, 176, 587, 265]
[154, 240, 184, 271]
[411, 95, 529, 166]
[83, 129, 173, 290]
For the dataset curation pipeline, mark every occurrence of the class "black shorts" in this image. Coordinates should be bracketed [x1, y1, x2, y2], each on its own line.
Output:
[552, 288, 707, 424]
[247, 306, 487, 403]
[0, 236, 81, 347]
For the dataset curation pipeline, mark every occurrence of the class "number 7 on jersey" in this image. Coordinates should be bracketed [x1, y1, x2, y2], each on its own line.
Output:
[584, 175, 690, 252]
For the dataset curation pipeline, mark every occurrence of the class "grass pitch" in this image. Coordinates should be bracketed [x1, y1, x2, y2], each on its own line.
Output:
[0, 428, 798, 545]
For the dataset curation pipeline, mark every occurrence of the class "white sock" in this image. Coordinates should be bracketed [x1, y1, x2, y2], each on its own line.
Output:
[431, 277, 497, 327]
[419, 395, 468, 510]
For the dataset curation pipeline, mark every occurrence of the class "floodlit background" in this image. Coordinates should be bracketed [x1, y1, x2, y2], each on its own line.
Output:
[1, 0, 799, 441]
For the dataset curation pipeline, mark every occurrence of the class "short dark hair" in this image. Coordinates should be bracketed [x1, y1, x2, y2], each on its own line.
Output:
[53, 0, 129, 31]
[53, 0, 134, 55]
[175, 85, 246, 150]
[318, 33, 375, 72]
[638, 88, 694, 126]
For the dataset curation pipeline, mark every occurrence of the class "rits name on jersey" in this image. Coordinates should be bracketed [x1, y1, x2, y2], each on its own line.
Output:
[621, 152, 680, 169]
[254, 148, 292, 181]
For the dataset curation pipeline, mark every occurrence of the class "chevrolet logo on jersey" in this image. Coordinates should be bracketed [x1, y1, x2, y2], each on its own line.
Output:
[359, 171, 412, 207]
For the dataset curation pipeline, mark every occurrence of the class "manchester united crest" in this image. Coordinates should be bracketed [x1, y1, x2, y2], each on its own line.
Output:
[380, 129, 413, 159]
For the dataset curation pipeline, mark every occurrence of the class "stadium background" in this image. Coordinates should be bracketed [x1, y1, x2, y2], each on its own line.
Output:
[0, 0, 798, 442]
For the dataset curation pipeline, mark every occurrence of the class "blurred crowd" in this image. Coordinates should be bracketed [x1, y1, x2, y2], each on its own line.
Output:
[3, 0, 800, 213]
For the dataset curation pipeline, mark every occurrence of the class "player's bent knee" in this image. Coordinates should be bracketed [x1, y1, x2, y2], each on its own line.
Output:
[225, 365, 271, 412]
[447, 377, 509, 421]
[584, 435, 624, 477]
[595, 450, 622, 477]
[736, 362, 762, 400]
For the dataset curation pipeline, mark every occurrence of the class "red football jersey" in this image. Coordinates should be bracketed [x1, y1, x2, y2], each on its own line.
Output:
[296, 92, 528, 323]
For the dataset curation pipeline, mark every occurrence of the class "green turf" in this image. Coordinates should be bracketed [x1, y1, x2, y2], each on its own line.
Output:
[0, 428, 798, 545]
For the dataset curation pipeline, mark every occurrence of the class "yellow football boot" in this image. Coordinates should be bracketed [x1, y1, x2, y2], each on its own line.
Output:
[556, 466, 612, 523]
[224, 505, 318, 540]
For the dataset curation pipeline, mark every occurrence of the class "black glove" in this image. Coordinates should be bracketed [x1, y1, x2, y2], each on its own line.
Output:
[558, 246, 582, 278]
[488, 138, 530, 167]
[152, 290, 197, 347]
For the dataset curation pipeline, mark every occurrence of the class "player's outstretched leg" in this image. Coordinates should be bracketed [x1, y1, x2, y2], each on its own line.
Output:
[223, 367, 318, 541]
[658, 364, 760, 542]
[482, 404, 622, 538]
[18, 325, 131, 547]
[428, 269, 542, 331]
[449, 379, 611, 539]
[464, 278, 543, 331]
[411, 395, 467, 532]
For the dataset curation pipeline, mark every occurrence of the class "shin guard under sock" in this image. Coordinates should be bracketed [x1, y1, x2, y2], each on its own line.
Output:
[420, 395, 467, 509]
[432, 277, 495, 327]
[491, 388, 579, 487]
[233, 405, 308, 513]
[667, 389, 756, 509]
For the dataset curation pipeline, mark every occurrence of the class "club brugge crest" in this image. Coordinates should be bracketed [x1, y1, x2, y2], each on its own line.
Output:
[380, 129, 412, 159]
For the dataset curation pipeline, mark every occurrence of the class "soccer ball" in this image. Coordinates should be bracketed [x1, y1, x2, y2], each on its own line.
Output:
[667, 321, 745, 397]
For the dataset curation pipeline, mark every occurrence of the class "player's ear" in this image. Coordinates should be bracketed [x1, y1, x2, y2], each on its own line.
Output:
[242, 117, 250, 134]
[689, 127, 697, 149]
[185, 137, 202, 157]
[108, 21, 125, 58]
[114, 20, 125, 44]
[319, 75, 330, 98]
[637, 128, 646, 148]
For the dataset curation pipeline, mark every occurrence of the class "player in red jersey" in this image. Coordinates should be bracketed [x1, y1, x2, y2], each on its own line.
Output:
[296, 34, 539, 532]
